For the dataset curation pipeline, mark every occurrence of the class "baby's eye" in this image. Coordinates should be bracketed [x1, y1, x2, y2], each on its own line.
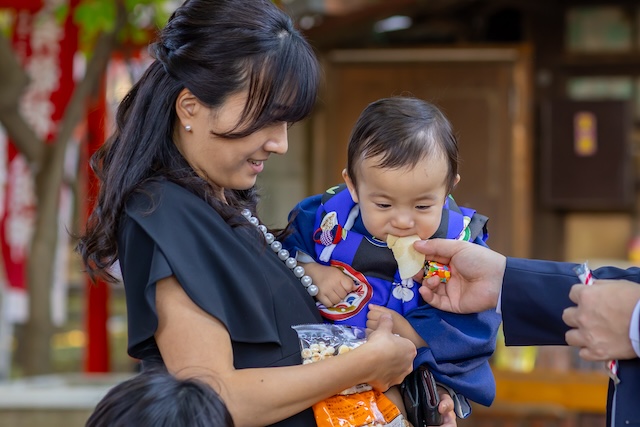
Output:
[375, 203, 391, 209]
[416, 205, 432, 211]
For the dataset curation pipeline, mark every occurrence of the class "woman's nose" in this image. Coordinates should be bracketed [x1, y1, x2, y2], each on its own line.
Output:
[265, 122, 288, 154]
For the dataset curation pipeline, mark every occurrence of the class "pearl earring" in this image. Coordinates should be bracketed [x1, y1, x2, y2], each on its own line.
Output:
[185, 125, 192, 132]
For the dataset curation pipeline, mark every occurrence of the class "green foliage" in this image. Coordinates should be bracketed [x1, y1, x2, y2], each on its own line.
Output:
[1, 0, 173, 51]
[53, 4, 69, 25]
[73, 0, 116, 52]
[71, 0, 173, 54]
[0, 10, 13, 37]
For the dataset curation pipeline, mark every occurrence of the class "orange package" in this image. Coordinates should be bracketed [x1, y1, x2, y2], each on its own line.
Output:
[292, 324, 407, 427]
[314, 389, 404, 427]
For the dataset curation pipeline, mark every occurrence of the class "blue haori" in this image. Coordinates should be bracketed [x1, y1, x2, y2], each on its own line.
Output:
[311, 184, 487, 328]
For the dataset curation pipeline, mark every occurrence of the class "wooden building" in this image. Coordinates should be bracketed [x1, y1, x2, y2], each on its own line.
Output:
[256, 0, 640, 424]
[259, 0, 640, 267]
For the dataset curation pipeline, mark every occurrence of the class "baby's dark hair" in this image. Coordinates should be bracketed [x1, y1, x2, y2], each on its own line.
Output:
[345, 96, 459, 193]
[85, 371, 234, 427]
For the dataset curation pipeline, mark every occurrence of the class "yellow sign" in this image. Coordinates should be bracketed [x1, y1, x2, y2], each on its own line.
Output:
[574, 111, 597, 156]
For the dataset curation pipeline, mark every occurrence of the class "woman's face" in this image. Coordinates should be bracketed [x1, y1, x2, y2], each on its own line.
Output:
[175, 91, 288, 194]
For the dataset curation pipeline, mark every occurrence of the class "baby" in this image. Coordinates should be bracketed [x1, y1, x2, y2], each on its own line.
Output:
[284, 96, 500, 420]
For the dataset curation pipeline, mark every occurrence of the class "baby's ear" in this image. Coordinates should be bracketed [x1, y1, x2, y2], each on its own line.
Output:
[453, 174, 461, 187]
[342, 169, 359, 203]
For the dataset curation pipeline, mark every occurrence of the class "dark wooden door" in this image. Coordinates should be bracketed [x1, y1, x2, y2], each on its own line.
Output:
[313, 47, 533, 257]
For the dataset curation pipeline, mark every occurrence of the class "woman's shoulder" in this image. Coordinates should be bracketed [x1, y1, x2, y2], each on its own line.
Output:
[126, 178, 195, 207]
[125, 179, 209, 216]
[122, 179, 228, 237]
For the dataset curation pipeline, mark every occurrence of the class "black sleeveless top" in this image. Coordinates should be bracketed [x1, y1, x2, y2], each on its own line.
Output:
[118, 179, 321, 426]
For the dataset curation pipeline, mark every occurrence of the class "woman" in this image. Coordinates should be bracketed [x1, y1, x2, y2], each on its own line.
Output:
[79, 1, 419, 426]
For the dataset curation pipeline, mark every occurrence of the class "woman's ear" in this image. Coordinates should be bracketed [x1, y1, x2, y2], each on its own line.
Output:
[175, 88, 199, 127]
[342, 168, 359, 203]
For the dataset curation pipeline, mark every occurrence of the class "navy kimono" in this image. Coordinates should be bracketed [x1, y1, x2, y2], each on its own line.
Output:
[284, 184, 501, 407]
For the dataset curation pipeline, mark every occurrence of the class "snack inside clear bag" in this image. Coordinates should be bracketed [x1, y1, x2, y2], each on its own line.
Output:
[292, 324, 407, 427]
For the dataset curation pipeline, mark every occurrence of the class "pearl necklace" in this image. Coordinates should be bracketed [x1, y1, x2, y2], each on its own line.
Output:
[241, 209, 319, 296]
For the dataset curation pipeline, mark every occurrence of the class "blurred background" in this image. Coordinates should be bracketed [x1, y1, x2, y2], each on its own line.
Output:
[0, 0, 637, 425]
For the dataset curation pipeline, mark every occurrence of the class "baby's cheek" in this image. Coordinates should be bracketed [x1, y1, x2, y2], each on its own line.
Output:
[415, 217, 439, 240]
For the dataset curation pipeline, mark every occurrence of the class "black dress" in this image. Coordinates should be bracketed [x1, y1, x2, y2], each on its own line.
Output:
[117, 179, 321, 426]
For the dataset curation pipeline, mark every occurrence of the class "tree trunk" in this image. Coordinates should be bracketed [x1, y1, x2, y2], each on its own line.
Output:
[22, 146, 58, 375]
[20, 29, 124, 376]
[0, 3, 125, 377]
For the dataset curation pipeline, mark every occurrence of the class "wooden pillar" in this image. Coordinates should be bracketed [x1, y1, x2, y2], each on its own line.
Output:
[83, 77, 110, 373]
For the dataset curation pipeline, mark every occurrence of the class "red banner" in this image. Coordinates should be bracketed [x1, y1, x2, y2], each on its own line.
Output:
[0, 0, 41, 12]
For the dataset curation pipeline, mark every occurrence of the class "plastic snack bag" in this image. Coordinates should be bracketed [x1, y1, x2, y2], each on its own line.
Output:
[292, 324, 407, 427]
[424, 261, 450, 284]
[573, 262, 620, 384]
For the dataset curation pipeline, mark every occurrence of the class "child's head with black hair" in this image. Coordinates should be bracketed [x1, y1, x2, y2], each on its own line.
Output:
[86, 371, 234, 427]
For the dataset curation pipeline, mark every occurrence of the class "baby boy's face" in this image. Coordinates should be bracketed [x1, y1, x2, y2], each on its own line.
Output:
[344, 154, 452, 242]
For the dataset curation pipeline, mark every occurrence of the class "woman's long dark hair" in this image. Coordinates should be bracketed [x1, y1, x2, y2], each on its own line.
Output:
[78, 0, 319, 281]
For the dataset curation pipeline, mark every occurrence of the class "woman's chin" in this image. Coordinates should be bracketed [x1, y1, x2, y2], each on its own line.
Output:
[232, 179, 257, 191]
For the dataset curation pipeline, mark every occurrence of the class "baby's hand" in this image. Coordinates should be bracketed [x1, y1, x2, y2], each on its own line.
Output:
[366, 305, 404, 334]
[366, 305, 427, 349]
[301, 262, 356, 308]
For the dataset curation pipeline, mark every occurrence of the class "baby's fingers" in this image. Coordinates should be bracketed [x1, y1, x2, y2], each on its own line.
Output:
[365, 313, 380, 332]
[315, 293, 334, 308]
[340, 277, 357, 294]
[366, 304, 389, 331]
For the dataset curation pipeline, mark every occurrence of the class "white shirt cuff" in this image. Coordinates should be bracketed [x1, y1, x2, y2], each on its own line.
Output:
[630, 299, 640, 358]
[296, 251, 316, 264]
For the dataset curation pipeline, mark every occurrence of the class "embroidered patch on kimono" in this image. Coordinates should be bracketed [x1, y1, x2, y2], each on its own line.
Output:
[456, 215, 472, 241]
[392, 279, 415, 302]
[313, 211, 345, 246]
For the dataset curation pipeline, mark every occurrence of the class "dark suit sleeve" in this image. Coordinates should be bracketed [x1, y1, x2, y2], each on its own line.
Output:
[502, 258, 640, 346]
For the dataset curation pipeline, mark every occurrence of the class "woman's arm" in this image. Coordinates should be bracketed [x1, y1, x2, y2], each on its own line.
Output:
[155, 276, 416, 427]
